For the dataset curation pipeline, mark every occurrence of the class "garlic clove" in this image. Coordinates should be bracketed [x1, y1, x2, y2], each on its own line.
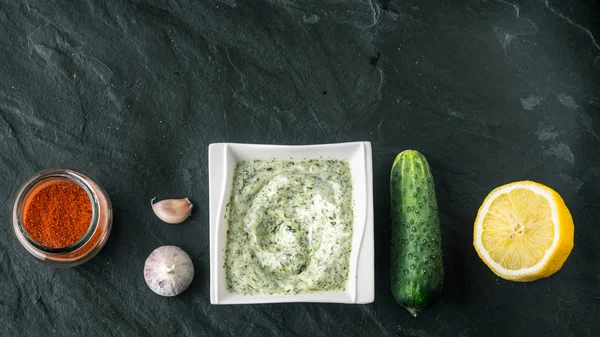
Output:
[144, 245, 194, 297]
[151, 198, 193, 224]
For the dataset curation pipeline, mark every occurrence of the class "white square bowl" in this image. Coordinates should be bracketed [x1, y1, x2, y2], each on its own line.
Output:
[208, 142, 374, 304]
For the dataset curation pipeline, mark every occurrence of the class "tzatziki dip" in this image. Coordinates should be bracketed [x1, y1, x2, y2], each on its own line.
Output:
[225, 158, 354, 295]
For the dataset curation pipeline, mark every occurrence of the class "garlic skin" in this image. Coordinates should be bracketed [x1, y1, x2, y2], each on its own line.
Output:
[144, 245, 194, 297]
[151, 198, 193, 224]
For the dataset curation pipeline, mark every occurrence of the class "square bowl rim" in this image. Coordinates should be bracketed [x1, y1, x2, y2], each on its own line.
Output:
[208, 141, 374, 304]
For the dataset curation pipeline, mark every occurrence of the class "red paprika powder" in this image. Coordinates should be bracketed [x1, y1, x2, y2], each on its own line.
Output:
[23, 182, 92, 248]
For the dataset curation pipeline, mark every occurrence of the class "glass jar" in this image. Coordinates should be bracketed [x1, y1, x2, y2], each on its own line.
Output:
[11, 167, 112, 267]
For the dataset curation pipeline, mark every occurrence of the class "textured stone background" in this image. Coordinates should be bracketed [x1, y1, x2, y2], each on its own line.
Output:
[0, 0, 598, 336]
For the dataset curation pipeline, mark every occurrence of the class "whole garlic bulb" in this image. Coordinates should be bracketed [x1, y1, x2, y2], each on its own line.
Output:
[144, 245, 194, 297]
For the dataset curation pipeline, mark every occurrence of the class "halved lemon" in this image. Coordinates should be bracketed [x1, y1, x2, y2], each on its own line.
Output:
[473, 181, 574, 281]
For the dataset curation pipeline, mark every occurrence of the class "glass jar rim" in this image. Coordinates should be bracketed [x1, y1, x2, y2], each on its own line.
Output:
[13, 168, 99, 254]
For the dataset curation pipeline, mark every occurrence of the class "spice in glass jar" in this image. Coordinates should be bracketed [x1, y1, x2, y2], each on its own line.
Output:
[12, 168, 112, 267]
[23, 182, 92, 249]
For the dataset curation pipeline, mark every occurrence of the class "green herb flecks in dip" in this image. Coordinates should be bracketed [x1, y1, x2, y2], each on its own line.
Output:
[225, 158, 354, 295]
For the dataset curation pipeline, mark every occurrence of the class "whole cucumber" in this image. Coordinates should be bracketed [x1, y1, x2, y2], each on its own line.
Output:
[390, 150, 443, 316]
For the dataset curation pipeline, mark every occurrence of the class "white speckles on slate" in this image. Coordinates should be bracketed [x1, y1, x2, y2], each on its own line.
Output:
[580, 113, 599, 140]
[535, 123, 558, 141]
[303, 14, 320, 24]
[559, 173, 583, 193]
[557, 93, 579, 109]
[500, 33, 514, 50]
[544, 143, 574, 164]
[493, 27, 514, 52]
[447, 109, 464, 119]
[520, 95, 542, 111]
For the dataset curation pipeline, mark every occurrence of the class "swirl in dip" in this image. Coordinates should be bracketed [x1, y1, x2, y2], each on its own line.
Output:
[225, 158, 354, 295]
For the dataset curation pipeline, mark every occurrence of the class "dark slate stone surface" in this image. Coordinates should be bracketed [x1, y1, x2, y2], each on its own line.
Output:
[1, 0, 599, 336]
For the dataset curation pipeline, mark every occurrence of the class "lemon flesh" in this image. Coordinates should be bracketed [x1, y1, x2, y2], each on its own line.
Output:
[474, 181, 574, 282]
